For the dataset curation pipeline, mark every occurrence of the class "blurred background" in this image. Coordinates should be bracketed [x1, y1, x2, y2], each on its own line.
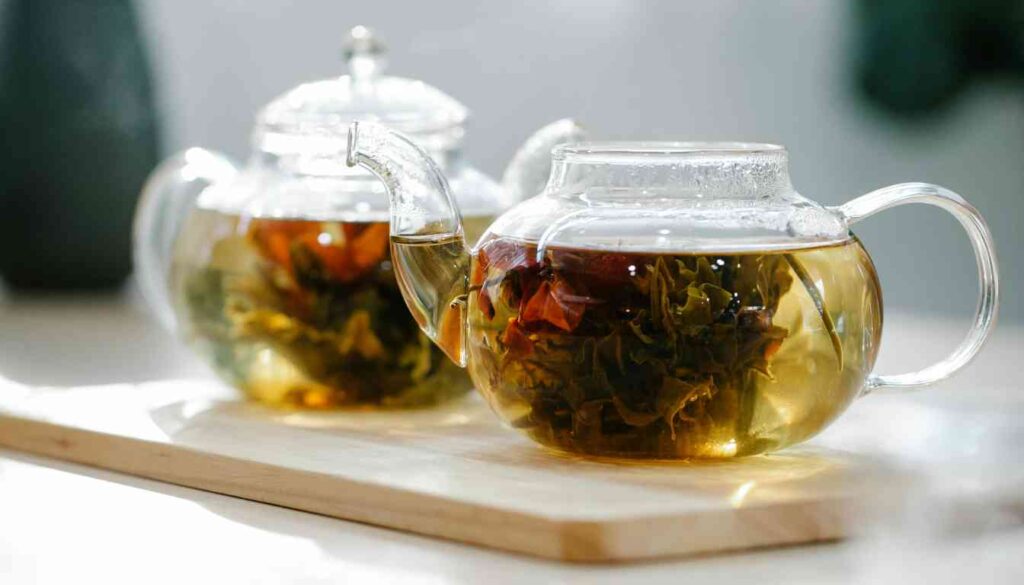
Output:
[1, 0, 1021, 322]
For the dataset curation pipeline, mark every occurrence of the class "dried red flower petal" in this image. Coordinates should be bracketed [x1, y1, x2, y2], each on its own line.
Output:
[477, 288, 495, 320]
[248, 220, 388, 283]
[764, 338, 784, 360]
[479, 238, 538, 273]
[521, 278, 586, 332]
[500, 318, 534, 356]
[552, 249, 636, 289]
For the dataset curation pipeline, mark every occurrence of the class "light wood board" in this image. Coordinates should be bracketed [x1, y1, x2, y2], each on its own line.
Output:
[0, 378, 909, 562]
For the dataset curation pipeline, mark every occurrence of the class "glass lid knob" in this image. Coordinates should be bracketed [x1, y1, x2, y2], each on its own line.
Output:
[343, 25, 387, 83]
[254, 24, 467, 156]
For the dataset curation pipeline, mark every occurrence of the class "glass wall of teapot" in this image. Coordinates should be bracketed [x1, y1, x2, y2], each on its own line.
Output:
[132, 26, 585, 409]
[347, 121, 998, 459]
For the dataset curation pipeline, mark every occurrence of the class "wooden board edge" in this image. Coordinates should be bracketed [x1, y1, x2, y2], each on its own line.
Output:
[0, 412, 847, 562]
[557, 498, 849, 562]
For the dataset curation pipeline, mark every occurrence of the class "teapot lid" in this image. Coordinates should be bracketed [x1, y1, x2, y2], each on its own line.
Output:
[254, 26, 467, 156]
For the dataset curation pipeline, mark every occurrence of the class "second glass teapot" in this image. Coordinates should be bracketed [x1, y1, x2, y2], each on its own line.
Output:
[348, 122, 999, 459]
[133, 27, 583, 409]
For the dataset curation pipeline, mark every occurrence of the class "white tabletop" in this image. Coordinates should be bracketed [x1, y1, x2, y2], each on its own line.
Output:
[1, 289, 1022, 584]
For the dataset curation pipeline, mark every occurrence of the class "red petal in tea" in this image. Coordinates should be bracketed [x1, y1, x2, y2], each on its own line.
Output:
[249, 219, 313, 274]
[477, 288, 495, 320]
[264, 222, 390, 283]
[764, 337, 784, 360]
[521, 278, 585, 332]
[295, 231, 351, 280]
[501, 318, 534, 356]
[350, 223, 390, 273]
[480, 238, 538, 273]
[552, 249, 636, 289]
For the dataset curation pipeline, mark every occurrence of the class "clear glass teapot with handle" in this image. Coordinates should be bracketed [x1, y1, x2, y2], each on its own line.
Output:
[132, 26, 584, 409]
[348, 122, 999, 459]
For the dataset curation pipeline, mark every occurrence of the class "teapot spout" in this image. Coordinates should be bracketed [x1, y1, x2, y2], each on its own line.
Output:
[347, 121, 470, 366]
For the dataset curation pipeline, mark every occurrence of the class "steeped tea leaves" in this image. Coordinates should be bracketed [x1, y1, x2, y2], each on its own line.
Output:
[465, 237, 882, 458]
[171, 210, 491, 409]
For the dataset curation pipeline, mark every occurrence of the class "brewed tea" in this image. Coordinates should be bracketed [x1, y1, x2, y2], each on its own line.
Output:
[461, 236, 882, 458]
[171, 208, 491, 408]
[391, 233, 472, 365]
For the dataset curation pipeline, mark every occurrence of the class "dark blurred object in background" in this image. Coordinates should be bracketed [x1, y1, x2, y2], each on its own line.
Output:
[0, 0, 160, 289]
[855, 0, 1024, 117]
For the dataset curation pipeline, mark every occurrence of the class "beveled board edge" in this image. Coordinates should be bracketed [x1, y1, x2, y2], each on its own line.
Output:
[0, 412, 850, 562]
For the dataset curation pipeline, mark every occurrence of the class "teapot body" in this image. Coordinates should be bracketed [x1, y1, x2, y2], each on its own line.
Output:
[134, 27, 589, 408]
[350, 128, 997, 459]
[137, 121, 582, 409]
[464, 231, 882, 457]
[165, 158, 499, 408]
[461, 143, 887, 456]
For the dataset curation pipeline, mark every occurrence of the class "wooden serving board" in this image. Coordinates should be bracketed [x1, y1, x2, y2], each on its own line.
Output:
[0, 378, 909, 562]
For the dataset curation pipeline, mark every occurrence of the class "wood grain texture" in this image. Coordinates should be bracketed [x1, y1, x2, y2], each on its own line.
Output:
[0, 379, 905, 562]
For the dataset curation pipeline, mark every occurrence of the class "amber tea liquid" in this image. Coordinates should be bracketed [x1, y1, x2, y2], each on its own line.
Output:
[171, 208, 491, 409]
[459, 235, 882, 458]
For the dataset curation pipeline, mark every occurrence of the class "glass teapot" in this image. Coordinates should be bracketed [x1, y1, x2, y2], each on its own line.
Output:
[132, 26, 584, 409]
[348, 122, 999, 459]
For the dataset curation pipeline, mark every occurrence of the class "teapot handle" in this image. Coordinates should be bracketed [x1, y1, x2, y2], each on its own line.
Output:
[501, 118, 586, 202]
[132, 148, 237, 332]
[833, 183, 999, 393]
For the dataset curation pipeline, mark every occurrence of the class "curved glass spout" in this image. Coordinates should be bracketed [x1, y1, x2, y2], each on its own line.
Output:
[347, 121, 470, 365]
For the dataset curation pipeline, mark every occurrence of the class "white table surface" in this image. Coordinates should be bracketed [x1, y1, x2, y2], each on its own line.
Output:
[1, 289, 1022, 584]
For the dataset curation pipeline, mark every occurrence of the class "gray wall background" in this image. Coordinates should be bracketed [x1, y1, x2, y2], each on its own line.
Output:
[142, 0, 1024, 323]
